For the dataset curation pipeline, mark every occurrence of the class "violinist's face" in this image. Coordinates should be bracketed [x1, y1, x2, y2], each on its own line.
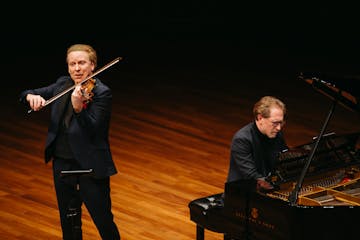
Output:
[67, 51, 95, 84]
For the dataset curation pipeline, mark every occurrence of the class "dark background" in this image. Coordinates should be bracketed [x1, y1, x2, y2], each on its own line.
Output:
[2, 2, 360, 101]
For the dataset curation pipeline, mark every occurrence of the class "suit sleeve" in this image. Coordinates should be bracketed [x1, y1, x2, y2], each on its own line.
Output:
[231, 137, 263, 179]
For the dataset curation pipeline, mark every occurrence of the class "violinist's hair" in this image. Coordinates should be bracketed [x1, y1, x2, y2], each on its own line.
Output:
[66, 44, 97, 68]
[253, 96, 286, 120]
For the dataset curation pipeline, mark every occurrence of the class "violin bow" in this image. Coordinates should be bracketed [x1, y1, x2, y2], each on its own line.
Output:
[28, 56, 122, 113]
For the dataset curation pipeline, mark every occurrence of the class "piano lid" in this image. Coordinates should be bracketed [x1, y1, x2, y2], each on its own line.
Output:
[299, 72, 360, 113]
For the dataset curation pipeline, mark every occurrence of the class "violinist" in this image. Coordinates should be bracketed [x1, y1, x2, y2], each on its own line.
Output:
[19, 44, 121, 239]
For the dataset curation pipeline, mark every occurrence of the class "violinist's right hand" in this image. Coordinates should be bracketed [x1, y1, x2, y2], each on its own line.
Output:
[26, 94, 46, 111]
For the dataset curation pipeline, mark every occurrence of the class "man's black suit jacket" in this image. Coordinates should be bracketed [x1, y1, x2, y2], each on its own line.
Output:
[19, 76, 118, 178]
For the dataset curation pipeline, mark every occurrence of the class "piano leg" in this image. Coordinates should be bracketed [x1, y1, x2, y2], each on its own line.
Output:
[196, 224, 204, 240]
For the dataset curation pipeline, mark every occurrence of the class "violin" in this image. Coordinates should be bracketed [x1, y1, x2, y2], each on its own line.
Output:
[80, 78, 96, 102]
[27, 57, 122, 113]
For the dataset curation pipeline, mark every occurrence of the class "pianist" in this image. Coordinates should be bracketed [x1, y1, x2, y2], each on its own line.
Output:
[225, 96, 288, 192]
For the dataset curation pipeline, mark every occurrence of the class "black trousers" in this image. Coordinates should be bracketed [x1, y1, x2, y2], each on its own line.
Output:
[53, 158, 120, 240]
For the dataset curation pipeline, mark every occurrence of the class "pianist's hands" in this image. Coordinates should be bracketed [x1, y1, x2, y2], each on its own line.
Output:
[256, 178, 277, 193]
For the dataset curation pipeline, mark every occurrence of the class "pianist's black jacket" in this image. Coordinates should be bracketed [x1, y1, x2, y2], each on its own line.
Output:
[226, 121, 287, 183]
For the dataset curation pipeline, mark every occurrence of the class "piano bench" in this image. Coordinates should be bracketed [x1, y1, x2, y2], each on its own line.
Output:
[188, 193, 229, 240]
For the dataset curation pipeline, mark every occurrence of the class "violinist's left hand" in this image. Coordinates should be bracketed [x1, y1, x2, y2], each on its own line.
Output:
[71, 85, 87, 113]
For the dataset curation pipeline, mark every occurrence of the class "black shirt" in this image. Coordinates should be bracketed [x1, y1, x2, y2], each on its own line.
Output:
[53, 93, 74, 159]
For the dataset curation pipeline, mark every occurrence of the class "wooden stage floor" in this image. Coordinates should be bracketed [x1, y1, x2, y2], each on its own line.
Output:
[0, 64, 359, 239]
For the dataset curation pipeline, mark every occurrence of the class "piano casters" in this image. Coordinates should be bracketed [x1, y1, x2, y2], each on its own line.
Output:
[60, 169, 94, 240]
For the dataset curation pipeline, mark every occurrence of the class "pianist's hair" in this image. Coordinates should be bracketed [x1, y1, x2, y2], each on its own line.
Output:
[253, 96, 286, 120]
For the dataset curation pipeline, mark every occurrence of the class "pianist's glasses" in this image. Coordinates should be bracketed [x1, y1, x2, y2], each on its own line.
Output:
[268, 119, 286, 128]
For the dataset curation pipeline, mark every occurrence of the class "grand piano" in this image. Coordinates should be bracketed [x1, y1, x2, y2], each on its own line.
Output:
[188, 73, 360, 240]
